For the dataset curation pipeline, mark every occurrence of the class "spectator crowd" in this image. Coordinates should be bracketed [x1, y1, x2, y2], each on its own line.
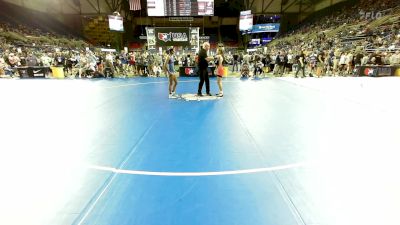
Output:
[1, 0, 399, 79]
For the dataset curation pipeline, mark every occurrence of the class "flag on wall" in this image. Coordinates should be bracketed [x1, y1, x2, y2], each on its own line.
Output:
[129, 0, 141, 11]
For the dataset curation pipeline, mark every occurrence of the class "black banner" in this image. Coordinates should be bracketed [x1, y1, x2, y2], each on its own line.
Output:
[155, 27, 190, 47]
[28, 67, 48, 78]
[17, 66, 49, 78]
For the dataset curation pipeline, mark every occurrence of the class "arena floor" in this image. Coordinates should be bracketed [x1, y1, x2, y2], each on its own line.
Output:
[0, 77, 399, 225]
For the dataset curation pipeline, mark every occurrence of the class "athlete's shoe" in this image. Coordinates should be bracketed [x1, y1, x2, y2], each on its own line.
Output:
[169, 94, 177, 99]
[216, 93, 224, 97]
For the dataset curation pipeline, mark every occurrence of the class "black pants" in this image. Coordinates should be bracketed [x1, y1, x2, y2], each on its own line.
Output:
[198, 67, 210, 94]
[295, 65, 305, 77]
[232, 61, 239, 72]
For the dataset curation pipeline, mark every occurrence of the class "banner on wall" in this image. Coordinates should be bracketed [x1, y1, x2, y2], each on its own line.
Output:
[250, 39, 260, 45]
[199, 35, 209, 48]
[251, 23, 280, 33]
[155, 27, 190, 47]
[146, 27, 156, 51]
[189, 27, 200, 52]
[262, 37, 273, 44]
[199, 36, 210, 40]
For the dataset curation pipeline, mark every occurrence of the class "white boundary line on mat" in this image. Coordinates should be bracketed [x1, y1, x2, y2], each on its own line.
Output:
[87, 161, 310, 177]
[77, 162, 310, 225]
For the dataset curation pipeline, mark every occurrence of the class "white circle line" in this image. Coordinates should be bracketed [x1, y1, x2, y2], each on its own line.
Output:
[87, 162, 309, 177]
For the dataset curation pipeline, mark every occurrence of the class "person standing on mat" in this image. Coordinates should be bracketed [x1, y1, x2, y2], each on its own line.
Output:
[197, 42, 214, 96]
[215, 47, 224, 97]
[164, 48, 178, 98]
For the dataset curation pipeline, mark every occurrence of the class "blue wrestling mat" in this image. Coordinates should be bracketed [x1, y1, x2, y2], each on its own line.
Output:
[0, 77, 399, 225]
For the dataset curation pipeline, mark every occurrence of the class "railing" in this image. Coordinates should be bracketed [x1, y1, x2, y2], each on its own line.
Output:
[365, 48, 400, 53]
[341, 35, 368, 43]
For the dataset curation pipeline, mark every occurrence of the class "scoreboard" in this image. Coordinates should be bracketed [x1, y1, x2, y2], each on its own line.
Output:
[147, 0, 214, 16]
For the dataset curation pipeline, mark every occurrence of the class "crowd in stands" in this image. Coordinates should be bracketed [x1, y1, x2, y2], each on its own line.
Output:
[1, 11, 216, 78]
[0, 18, 171, 78]
[0, 16, 221, 78]
[0, 26, 197, 78]
[1, 0, 400, 79]
[262, 0, 400, 77]
[0, 20, 88, 78]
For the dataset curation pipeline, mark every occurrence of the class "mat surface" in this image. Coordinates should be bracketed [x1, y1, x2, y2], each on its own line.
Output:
[0, 77, 399, 225]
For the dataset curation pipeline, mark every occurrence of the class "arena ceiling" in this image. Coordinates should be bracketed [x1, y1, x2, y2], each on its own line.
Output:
[2, 0, 347, 16]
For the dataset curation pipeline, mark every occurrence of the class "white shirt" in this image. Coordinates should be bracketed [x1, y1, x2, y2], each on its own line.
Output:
[339, 55, 347, 65]
[40, 55, 52, 67]
[361, 56, 369, 65]
[287, 54, 294, 64]
[243, 54, 251, 63]
[105, 54, 114, 63]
